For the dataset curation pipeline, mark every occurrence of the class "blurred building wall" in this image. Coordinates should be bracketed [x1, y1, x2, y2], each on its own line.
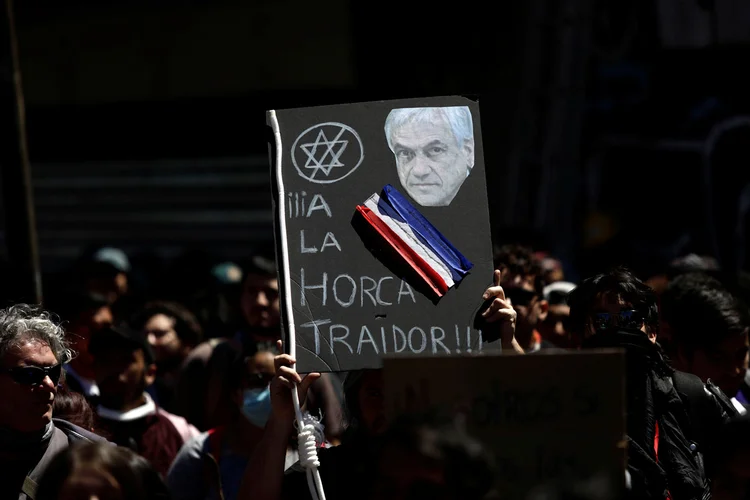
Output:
[15, 1, 355, 105]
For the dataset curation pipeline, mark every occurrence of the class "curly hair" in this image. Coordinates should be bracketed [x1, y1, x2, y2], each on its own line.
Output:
[132, 300, 203, 347]
[0, 304, 72, 365]
[493, 244, 545, 296]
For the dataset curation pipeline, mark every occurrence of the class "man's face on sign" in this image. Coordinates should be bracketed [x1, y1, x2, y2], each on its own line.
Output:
[389, 113, 474, 207]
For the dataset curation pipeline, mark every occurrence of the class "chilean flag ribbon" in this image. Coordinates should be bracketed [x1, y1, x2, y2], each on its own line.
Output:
[355, 185, 473, 297]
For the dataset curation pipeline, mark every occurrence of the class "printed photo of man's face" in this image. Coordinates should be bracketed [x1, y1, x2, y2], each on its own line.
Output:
[384, 106, 475, 207]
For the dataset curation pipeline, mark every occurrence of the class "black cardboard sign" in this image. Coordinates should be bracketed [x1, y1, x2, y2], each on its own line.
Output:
[269, 96, 495, 372]
[384, 350, 627, 499]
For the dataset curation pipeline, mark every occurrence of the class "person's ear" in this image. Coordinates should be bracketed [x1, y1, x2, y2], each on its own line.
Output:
[145, 363, 157, 386]
[463, 138, 475, 170]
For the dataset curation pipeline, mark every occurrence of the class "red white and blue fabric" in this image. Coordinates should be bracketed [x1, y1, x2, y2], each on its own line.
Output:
[355, 184, 473, 297]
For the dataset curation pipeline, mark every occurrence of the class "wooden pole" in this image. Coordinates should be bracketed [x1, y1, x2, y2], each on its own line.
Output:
[0, 0, 42, 304]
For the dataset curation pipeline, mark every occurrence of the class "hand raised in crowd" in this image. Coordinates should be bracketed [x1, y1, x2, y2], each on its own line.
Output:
[481, 269, 524, 354]
[270, 340, 321, 428]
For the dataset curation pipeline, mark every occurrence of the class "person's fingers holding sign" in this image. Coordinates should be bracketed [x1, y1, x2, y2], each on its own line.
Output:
[478, 270, 525, 354]
[272, 340, 321, 428]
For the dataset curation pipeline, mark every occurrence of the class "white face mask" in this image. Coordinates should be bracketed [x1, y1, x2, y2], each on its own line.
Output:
[241, 386, 272, 428]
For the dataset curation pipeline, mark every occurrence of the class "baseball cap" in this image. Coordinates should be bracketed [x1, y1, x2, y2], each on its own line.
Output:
[89, 324, 155, 364]
[92, 247, 131, 273]
[543, 281, 576, 305]
[212, 262, 243, 285]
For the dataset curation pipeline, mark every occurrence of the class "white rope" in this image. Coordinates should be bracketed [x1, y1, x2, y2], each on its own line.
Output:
[268, 110, 327, 500]
[298, 422, 321, 468]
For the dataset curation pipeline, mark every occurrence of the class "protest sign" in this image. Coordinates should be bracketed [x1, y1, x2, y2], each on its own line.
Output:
[268, 96, 495, 372]
[383, 350, 627, 499]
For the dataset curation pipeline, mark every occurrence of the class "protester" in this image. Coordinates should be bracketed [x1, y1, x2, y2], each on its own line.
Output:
[493, 244, 549, 351]
[132, 301, 204, 412]
[167, 348, 294, 500]
[537, 281, 577, 349]
[567, 268, 738, 499]
[660, 272, 750, 412]
[0, 304, 104, 499]
[179, 254, 344, 442]
[239, 360, 384, 500]
[89, 325, 190, 476]
[35, 442, 170, 500]
[54, 291, 113, 404]
[536, 251, 566, 285]
[85, 246, 131, 304]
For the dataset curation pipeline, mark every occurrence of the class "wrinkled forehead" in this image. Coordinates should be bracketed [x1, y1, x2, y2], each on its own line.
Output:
[391, 114, 454, 140]
[3, 337, 56, 366]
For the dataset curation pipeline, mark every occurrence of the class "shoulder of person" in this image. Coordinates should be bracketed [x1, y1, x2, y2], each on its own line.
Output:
[156, 408, 201, 439]
[166, 432, 212, 500]
[53, 418, 110, 444]
[176, 431, 211, 462]
[673, 371, 738, 425]
[147, 411, 189, 443]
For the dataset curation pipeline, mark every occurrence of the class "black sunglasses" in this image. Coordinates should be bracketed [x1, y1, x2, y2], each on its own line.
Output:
[2, 364, 62, 386]
[505, 287, 537, 307]
[591, 310, 643, 332]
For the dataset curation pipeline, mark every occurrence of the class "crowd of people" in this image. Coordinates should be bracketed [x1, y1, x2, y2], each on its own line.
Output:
[1, 243, 750, 499]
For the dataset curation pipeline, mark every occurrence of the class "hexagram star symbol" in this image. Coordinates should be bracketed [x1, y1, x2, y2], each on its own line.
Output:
[300, 127, 349, 178]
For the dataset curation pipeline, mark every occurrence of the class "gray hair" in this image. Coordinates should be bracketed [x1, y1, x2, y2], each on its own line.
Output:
[0, 304, 72, 365]
[384, 106, 474, 159]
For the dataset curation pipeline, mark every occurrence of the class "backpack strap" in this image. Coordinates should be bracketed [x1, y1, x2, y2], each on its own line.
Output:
[672, 370, 712, 452]
[22, 476, 38, 499]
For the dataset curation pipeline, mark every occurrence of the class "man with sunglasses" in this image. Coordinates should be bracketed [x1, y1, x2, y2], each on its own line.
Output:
[0, 304, 104, 499]
[494, 244, 550, 352]
[567, 268, 738, 500]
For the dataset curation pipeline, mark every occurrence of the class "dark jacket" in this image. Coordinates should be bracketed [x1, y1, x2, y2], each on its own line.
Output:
[626, 368, 734, 500]
[583, 328, 735, 500]
[17, 419, 108, 500]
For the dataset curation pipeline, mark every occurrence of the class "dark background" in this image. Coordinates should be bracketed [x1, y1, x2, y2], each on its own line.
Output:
[4, 0, 750, 298]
